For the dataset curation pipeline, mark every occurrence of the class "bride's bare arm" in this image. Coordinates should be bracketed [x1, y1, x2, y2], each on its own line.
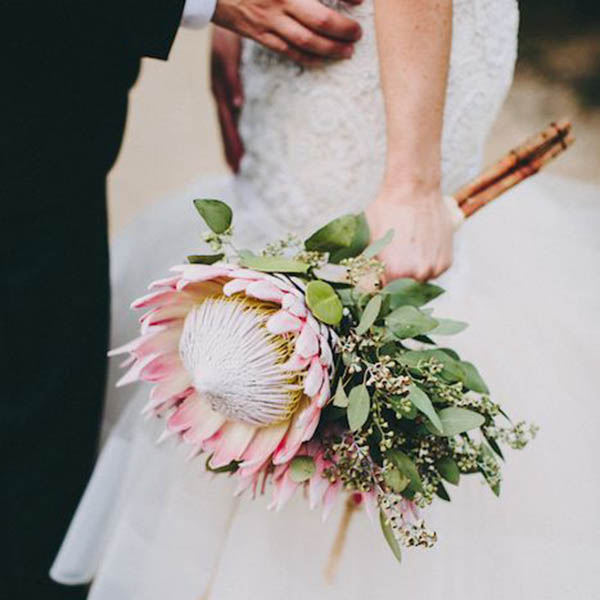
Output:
[367, 0, 453, 281]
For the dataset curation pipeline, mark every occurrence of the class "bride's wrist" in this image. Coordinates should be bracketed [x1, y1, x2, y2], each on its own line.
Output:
[381, 161, 442, 202]
[377, 174, 442, 207]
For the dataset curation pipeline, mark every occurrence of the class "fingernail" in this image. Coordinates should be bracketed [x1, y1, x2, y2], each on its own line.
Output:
[342, 46, 353, 59]
[234, 95, 243, 107]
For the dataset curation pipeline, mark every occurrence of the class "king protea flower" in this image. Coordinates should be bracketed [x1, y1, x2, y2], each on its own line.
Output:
[110, 263, 335, 476]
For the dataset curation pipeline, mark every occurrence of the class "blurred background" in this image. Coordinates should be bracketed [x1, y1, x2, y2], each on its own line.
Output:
[107, 2, 600, 234]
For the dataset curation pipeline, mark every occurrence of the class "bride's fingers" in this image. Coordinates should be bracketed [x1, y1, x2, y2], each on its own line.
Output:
[258, 32, 324, 67]
[287, 0, 362, 43]
[275, 16, 354, 58]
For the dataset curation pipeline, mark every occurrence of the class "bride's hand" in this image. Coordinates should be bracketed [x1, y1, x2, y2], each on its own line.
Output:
[211, 27, 245, 173]
[366, 184, 454, 282]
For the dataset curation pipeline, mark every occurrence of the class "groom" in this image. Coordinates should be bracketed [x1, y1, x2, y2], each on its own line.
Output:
[2, 1, 361, 598]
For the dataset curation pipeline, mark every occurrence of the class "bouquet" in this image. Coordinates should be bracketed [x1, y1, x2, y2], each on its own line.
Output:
[111, 121, 571, 563]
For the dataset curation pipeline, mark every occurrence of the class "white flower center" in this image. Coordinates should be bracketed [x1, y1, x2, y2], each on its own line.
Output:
[179, 297, 302, 426]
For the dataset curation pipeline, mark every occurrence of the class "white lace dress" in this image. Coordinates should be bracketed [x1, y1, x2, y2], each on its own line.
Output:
[51, 1, 600, 598]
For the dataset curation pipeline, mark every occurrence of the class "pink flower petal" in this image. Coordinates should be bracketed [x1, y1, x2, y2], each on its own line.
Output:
[268, 469, 299, 511]
[282, 293, 307, 318]
[209, 421, 256, 468]
[115, 353, 157, 387]
[223, 278, 251, 296]
[183, 407, 227, 445]
[131, 290, 178, 310]
[266, 310, 303, 335]
[142, 373, 193, 416]
[240, 419, 289, 469]
[319, 336, 333, 367]
[245, 280, 284, 303]
[148, 275, 181, 290]
[296, 324, 319, 358]
[304, 357, 324, 397]
[171, 264, 232, 283]
[272, 403, 320, 465]
[316, 374, 331, 408]
[139, 353, 182, 383]
[322, 480, 342, 521]
[280, 352, 310, 372]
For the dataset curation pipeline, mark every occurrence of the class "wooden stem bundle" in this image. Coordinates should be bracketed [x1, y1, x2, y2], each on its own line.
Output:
[456, 119, 574, 218]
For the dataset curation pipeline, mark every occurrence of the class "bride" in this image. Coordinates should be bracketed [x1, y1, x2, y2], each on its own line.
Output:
[52, 1, 600, 598]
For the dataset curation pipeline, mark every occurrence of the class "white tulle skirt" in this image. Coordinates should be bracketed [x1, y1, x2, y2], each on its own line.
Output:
[51, 174, 600, 599]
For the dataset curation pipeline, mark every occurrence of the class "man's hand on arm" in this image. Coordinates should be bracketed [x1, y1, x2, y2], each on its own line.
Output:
[212, 0, 362, 65]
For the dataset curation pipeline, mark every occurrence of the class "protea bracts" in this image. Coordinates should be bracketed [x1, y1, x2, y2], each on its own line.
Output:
[110, 263, 336, 485]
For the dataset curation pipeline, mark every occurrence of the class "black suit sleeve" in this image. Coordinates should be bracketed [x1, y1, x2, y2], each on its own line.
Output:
[61, 0, 188, 60]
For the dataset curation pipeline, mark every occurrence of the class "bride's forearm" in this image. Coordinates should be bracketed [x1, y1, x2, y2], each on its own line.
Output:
[374, 0, 452, 194]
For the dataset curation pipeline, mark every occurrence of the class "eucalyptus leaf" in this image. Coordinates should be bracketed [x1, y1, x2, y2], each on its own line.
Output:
[430, 318, 468, 336]
[312, 264, 351, 284]
[306, 280, 343, 325]
[460, 361, 490, 394]
[193, 199, 232, 234]
[187, 253, 224, 265]
[305, 214, 357, 253]
[383, 466, 410, 493]
[407, 384, 443, 433]
[330, 213, 371, 263]
[333, 382, 349, 408]
[347, 384, 370, 431]
[356, 295, 382, 335]
[387, 449, 424, 493]
[363, 229, 394, 259]
[382, 278, 445, 308]
[380, 510, 402, 563]
[289, 455, 316, 483]
[240, 255, 310, 273]
[436, 456, 460, 485]
[436, 407, 486, 436]
[385, 305, 438, 339]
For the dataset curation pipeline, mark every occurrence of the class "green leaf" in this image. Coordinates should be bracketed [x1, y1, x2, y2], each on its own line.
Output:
[380, 510, 402, 563]
[239, 255, 310, 273]
[383, 466, 411, 493]
[187, 253, 224, 265]
[193, 199, 232, 234]
[429, 318, 468, 336]
[333, 382, 349, 408]
[436, 407, 486, 436]
[330, 213, 371, 263]
[305, 214, 357, 253]
[356, 295, 382, 335]
[436, 456, 460, 485]
[382, 278, 445, 308]
[387, 449, 424, 494]
[385, 306, 438, 339]
[363, 229, 394, 259]
[306, 280, 343, 325]
[460, 361, 490, 394]
[436, 481, 451, 501]
[289, 455, 316, 483]
[347, 384, 370, 431]
[407, 384, 443, 433]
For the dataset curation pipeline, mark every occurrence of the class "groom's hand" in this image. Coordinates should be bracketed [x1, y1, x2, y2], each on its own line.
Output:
[212, 0, 363, 65]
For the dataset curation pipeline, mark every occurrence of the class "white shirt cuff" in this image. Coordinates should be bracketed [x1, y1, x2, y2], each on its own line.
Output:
[181, 0, 217, 29]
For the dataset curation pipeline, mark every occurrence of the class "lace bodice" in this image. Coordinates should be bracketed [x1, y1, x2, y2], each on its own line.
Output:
[236, 0, 519, 235]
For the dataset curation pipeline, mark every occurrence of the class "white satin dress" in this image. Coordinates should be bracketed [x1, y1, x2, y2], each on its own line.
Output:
[51, 1, 600, 598]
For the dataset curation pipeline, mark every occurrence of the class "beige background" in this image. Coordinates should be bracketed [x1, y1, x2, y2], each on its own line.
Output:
[108, 28, 599, 235]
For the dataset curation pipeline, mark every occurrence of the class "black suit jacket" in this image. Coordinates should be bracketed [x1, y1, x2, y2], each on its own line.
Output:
[1, 1, 186, 594]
